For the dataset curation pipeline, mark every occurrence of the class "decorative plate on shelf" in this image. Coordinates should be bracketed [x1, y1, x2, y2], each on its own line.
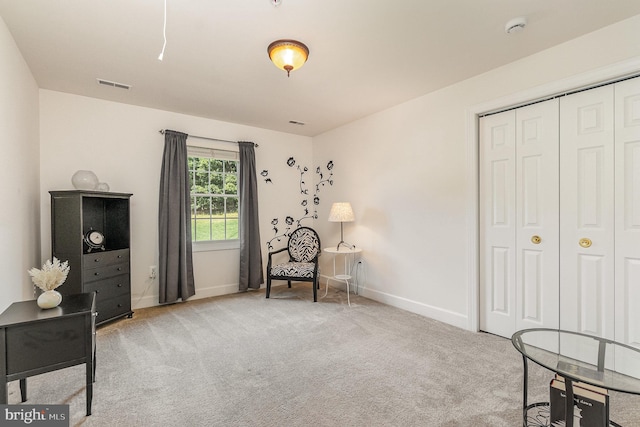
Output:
[84, 229, 105, 252]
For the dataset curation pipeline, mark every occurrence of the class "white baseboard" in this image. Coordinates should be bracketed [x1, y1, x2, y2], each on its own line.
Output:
[133, 280, 469, 332]
[132, 282, 241, 309]
[358, 286, 470, 330]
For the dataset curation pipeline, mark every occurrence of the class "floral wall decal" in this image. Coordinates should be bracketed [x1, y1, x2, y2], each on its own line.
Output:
[316, 161, 334, 190]
[260, 169, 272, 184]
[265, 157, 334, 250]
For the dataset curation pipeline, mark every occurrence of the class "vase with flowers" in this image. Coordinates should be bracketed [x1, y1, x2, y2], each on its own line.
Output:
[28, 257, 70, 309]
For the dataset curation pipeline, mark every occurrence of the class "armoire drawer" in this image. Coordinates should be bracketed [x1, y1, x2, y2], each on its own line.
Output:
[83, 249, 129, 270]
[84, 262, 130, 283]
[84, 274, 130, 300]
[96, 294, 131, 324]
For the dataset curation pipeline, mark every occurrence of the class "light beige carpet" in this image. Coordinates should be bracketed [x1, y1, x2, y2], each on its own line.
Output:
[7, 283, 640, 426]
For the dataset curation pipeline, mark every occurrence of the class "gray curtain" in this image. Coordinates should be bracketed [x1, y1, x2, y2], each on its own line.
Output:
[238, 141, 263, 291]
[158, 130, 195, 303]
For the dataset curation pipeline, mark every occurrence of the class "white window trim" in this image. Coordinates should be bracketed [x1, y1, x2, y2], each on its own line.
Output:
[192, 239, 240, 252]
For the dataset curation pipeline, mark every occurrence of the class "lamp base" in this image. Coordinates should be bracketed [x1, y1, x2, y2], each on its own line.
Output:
[335, 221, 354, 251]
[336, 240, 354, 251]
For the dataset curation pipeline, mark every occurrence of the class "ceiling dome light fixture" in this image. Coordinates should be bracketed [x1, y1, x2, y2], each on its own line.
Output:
[267, 39, 309, 77]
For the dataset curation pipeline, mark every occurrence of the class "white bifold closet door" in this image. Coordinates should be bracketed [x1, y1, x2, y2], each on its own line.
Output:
[480, 77, 640, 368]
[480, 99, 560, 338]
[560, 79, 640, 343]
[614, 78, 640, 377]
[559, 78, 640, 374]
[559, 85, 616, 340]
[558, 85, 615, 366]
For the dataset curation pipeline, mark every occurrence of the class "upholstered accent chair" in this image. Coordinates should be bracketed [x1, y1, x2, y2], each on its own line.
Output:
[266, 226, 321, 302]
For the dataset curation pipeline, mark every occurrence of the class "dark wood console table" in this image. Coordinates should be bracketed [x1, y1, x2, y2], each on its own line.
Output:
[0, 293, 96, 415]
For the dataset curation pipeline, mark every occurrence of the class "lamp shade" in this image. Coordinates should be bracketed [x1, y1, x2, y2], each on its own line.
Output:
[267, 39, 309, 77]
[328, 202, 354, 222]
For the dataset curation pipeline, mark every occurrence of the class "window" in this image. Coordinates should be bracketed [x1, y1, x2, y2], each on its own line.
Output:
[188, 146, 239, 245]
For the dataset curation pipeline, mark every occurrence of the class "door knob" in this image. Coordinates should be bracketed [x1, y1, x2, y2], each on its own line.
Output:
[579, 238, 592, 248]
[531, 235, 541, 244]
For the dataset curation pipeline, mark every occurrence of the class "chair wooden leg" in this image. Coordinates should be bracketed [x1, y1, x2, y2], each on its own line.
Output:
[288, 280, 292, 288]
[313, 278, 318, 302]
[266, 277, 271, 298]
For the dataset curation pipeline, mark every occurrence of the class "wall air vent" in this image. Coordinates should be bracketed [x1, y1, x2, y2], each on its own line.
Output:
[96, 78, 131, 90]
[289, 120, 305, 126]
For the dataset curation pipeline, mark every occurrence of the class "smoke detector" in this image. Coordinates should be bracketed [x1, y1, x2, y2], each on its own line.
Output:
[505, 17, 527, 34]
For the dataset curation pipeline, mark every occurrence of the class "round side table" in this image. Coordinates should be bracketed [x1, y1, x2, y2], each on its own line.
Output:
[322, 246, 362, 306]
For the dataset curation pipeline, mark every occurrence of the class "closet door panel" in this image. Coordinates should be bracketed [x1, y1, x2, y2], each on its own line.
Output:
[615, 78, 640, 358]
[480, 111, 516, 338]
[560, 86, 615, 339]
[515, 99, 560, 331]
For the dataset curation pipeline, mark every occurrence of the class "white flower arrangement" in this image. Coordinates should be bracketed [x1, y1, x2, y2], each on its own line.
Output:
[28, 257, 70, 292]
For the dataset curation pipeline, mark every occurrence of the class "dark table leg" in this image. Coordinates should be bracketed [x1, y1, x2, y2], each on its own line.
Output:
[19, 378, 26, 402]
[85, 356, 93, 415]
[86, 313, 95, 416]
[93, 345, 97, 382]
[86, 382, 92, 416]
[565, 377, 574, 427]
[86, 348, 94, 416]
[0, 329, 6, 405]
[522, 354, 528, 427]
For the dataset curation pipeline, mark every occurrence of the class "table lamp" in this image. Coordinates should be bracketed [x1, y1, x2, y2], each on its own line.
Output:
[328, 202, 355, 250]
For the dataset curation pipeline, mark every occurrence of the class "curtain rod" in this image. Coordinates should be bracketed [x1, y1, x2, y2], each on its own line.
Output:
[158, 129, 258, 147]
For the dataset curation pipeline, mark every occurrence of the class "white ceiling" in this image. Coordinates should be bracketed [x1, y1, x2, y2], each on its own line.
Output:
[2, 1, 640, 137]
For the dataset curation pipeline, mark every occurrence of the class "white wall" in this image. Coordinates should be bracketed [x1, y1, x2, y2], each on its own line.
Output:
[0, 17, 41, 312]
[7, 11, 640, 325]
[39, 91, 312, 308]
[313, 14, 640, 329]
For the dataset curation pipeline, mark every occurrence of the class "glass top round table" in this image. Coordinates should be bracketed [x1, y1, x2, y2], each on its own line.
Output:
[512, 328, 640, 394]
[512, 328, 640, 427]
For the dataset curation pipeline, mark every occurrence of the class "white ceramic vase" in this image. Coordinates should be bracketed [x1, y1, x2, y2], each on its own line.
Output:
[96, 182, 110, 191]
[37, 290, 63, 309]
[71, 170, 99, 190]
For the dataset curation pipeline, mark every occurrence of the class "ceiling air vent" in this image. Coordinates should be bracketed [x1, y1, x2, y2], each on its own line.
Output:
[96, 78, 131, 90]
[289, 120, 305, 126]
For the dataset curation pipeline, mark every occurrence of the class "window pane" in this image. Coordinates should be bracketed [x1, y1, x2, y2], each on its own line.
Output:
[210, 219, 226, 240]
[226, 218, 239, 239]
[227, 197, 238, 215]
[224, 173, 237, 195]
[193, 197, 211, 242]
[193, 197, 212, 240]
[190, 195, 196, 218]
[211, 197, 224, 216]
[198, 196, 212, 215]
[226, 197, 238, 240]
[188, 169, 195, 191]
[209, 173, 223, 195]
[210, 159, 223, 172]
[193, 218, 212, 241]
[194, 170, 208, 193]
[224, 160, 237, 173]
[195, 157, 210, 173]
